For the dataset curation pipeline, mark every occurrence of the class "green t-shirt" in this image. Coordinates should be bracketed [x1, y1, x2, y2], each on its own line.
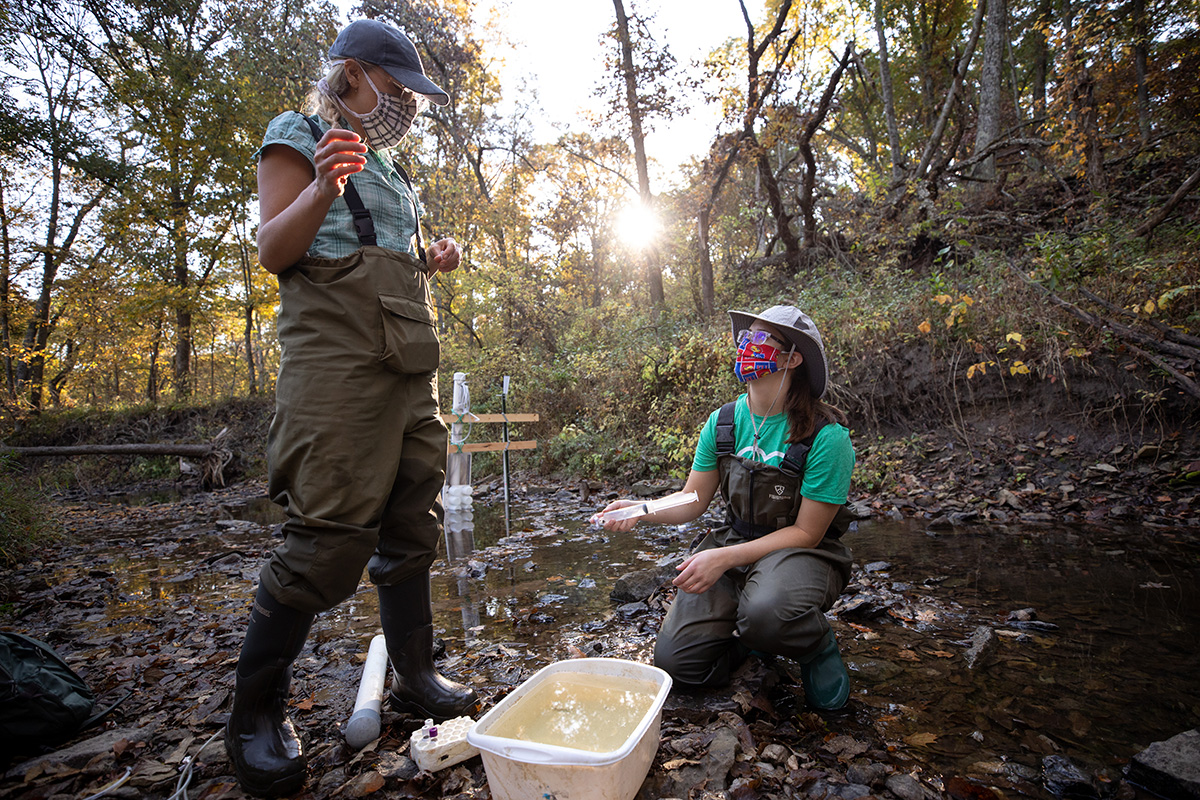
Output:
[692, 394, 855, 505]
[259, 112, 422, 260]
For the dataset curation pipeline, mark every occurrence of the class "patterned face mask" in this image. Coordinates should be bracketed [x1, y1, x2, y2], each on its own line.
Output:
[323, 65, 419, 149]
[734, 335, 782, 382]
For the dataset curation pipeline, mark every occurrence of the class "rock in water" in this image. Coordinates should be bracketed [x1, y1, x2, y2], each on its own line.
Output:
[1042, 755, 1102, 799]
[1127, 729, 1200, 800]
[610, 566, 673, 602]
[963, 626, 997, 669]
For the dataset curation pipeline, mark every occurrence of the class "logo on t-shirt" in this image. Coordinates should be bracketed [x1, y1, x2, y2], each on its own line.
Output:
[737, 444, 787, 464]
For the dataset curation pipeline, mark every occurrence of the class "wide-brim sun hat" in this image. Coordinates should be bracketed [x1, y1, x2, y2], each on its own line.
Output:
[729, 305, 829, 399]
[329, 19, 450, 106]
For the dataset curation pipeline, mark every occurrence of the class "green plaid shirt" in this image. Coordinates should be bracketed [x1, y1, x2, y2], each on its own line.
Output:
[259, 112, 422, 259]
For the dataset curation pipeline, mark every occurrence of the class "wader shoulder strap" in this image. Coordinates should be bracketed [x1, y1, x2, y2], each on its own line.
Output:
[715, 401, 737, 457]
[779, 418, 831, 478]
[301, 114, 377, 247]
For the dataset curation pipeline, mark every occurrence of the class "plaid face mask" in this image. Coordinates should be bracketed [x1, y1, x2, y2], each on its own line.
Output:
[324, 66, 418, 148]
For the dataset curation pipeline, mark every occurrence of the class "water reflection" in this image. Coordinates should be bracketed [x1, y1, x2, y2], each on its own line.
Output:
[843, 522, 1200, 773]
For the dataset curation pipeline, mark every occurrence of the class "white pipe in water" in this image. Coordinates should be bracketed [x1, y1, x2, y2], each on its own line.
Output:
[345, 634, 389, 749]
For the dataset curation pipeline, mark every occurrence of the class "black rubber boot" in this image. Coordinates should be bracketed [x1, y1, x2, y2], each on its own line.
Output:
[378, 574, 480, 720]
[224, 585, 314, 798]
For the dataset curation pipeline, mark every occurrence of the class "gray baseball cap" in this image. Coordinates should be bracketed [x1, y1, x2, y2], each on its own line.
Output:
[329, 19, 450, 106]
[729, 305, 829, 398]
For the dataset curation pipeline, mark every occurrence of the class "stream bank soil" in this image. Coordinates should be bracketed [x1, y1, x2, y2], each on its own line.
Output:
[1, 477, 1198, 800]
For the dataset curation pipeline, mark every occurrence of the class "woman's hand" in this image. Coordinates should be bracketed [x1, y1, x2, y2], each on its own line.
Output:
[673, 548, 732, 594]
[312, 128, 367, 199]
[426, 238, 461, 273]
[593, 499, 641, 533]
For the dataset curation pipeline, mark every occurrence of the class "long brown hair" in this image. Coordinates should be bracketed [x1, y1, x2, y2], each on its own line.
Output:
[782, 358, 847, 443]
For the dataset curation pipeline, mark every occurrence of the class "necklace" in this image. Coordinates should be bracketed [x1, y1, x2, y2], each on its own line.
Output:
[748, 363, 790, 455]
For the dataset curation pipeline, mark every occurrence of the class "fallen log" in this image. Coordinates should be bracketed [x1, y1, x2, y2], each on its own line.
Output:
[0, 442, 235, 489]
[0, 443, 213, 458]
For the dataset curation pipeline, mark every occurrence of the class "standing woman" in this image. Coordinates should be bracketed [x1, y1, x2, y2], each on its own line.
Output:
[225, 20, 477, 798]
[598, 305, 855, 711]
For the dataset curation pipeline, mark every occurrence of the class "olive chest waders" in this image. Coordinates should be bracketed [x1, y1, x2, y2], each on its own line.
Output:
[653, 402, 855, 709]
[227, 133, 474, 797]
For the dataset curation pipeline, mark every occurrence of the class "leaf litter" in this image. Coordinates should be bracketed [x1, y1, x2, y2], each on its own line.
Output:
[0, 477, 1197, 800]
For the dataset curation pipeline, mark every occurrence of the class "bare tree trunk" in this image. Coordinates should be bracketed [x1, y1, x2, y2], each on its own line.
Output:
[612, 0, 663, 307]
[691, 1, 797, 310]
[1078, 72, 1107, 192]
[696, 133, 741, 318]
[171, 197, 192, 398]
[914, 0, 986, 183]
[238, 236, 258, 395]
[147, 311, 163, 405]
[1133, 0, 1151, 147]
[874, 0, 903, 184]
[1031, 0, 1051, 122]
[799, 45, 853, 248]
[49, 339, 75, 405]
[739, 0, 803, 263]
[174, 306, 192, 398]
[19, 250, 57, 410]
[973, 0, 1005, 182]
[243, 307, 257, 395]
[0, 441, 236, 488]
[0, 177, 13, 402]
[698, 207, 714, 318]
[751, 135, 801, 257]
[1062, 0, 1106, 194]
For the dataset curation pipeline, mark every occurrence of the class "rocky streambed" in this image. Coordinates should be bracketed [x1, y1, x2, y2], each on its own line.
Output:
[1, 475, 1198, 800]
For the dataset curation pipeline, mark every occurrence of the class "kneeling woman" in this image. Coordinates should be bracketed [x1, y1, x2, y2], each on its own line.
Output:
[598, 305, 855, 709]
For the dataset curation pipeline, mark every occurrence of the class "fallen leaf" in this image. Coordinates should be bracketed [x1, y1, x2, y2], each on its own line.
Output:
[905, 732, 940, 747]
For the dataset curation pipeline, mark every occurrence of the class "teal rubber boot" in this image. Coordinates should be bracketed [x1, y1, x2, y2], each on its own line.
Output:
[798, 631, 850, 710]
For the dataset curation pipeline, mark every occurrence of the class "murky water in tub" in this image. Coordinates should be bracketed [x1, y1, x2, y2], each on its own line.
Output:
[485, 673, 659, 752]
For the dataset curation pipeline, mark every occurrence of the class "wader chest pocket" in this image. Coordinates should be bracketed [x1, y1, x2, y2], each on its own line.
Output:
[378, 293, 439, 374]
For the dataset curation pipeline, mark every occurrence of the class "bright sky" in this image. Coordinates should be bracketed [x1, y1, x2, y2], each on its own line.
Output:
[482, 0, 754, 184]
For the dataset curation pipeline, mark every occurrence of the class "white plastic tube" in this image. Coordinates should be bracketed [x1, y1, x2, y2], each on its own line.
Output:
[592, 491, 699, 525]
[345, 634, 389, 749]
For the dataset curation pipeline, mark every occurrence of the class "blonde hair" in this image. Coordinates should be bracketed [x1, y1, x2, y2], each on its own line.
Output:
[306, 61, 352, 126]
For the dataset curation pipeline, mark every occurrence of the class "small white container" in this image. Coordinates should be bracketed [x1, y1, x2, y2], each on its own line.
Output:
[467, 658, 671, 800]
[409, 716, 480, 772]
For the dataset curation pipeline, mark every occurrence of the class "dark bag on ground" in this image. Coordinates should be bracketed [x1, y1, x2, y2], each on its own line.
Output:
[0, 632, 102, 752]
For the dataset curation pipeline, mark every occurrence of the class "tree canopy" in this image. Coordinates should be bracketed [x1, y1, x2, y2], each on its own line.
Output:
[2, 0, 1197, 476]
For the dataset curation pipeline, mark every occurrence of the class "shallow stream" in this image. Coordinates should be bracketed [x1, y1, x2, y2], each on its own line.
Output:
[56, 488, 1200, 787]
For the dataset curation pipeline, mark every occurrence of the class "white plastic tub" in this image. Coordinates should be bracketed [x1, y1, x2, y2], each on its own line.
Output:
[467, 658, 672, 800]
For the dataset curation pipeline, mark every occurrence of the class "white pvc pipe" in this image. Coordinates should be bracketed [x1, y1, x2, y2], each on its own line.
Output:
[345, 634, 389, 749]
